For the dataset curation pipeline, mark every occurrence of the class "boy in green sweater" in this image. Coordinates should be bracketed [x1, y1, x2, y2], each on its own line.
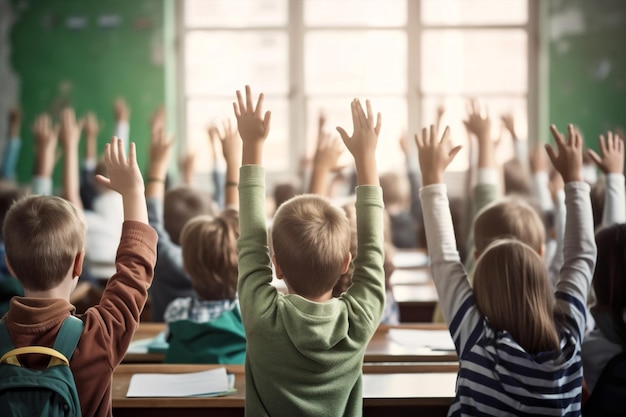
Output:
[235, 85, 385, 417]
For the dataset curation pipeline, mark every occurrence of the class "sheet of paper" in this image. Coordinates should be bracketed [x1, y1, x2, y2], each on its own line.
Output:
[126, 367, 230, 397]
[387, 329, 455, 351]
[393, 251, 429, 269]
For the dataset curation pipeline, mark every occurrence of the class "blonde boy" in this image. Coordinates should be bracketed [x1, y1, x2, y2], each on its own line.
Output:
[235, 86, 385, 416]
[2, 137, 156, 417]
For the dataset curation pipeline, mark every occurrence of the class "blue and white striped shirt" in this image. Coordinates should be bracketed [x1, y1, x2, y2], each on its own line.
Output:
[420, 182, 596, 416]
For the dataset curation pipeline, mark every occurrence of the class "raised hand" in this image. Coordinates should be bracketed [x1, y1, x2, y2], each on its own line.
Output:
[233, 85, 271, 166]
[415, 125, 461, 186]
[148, 122, 174, 178]
[545, 124, 583, 183]
[96, 137, 143, 195]
[336, 99, 381, 162]
[313, 131, 344, 172]
[464, 99, 491, 140]
[336, 99, 381, 186]
[218, 119, 241, 166]
[32, 113, 59, 178]
[587, 131, 624, 175]
[501, 113, 517, 140]
[96, 136, 147, 222]
[8, 107, 21, 138]
[59, 107, 84, 150]
[114, 98, 130, 122]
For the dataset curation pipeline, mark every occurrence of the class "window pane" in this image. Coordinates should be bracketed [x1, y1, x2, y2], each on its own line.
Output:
[305, 31, 407, 95]
[421, 96, 528, 171]
[184, 0, 287, 28]
[185, 31, 288, 96]
[421, 29, 527, 95]
[304, 0, 407, 27]
[422, 0, 527, 26]
[187, 97, 289, 172]
[306, 97, 406, 173]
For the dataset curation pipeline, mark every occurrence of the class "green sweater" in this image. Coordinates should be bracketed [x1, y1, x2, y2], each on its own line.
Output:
[237, 165, 385, 417]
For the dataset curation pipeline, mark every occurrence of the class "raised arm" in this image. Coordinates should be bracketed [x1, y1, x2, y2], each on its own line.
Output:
[545, 124, 596, 339]
[587, 131, 625, 225]
[234, 85, 275, 321]
[79, 112, 101, 210]
[31, 113, 58, 196]
[416, 125, 482, 355]
[336, 99, 385, 323]
[1, 107, 22, 181]
[216, 119, 241, 208]
[309, 117, 344, 196]
[59, 107, 85, 210]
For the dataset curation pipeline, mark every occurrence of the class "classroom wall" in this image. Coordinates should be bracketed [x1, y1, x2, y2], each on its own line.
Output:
[548, 0, 626, 149]
[4, 0, 165, 185]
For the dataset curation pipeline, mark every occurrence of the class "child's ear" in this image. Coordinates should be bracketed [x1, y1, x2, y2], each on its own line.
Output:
[272, 255, 284, 279]
[341, 253, 352, 274]
[538, 243, 545, 259]
[73, 251, 85, 279]
[5, 256, 17, 278]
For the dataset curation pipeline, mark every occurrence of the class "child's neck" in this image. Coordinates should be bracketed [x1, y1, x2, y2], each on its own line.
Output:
[23, 276, 75, 301]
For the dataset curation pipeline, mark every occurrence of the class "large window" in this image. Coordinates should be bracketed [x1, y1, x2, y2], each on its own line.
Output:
[180, 0, 534, 179]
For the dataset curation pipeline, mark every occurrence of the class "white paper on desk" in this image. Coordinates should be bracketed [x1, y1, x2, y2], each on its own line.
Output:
[388, 329, 455, 351]
[126, 367, 230, 397]
[392, 251, 429, 269]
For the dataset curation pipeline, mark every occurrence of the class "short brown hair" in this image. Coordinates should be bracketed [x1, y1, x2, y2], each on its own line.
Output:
[164, 187, 215, 245]
[379, 172, 409, 208]
[180, 209, 239, 301]
[272, 194, 351, 298]
[473, 239, 559, 354]
[3, 195, 85, 291]
[473, 196, 545, 255]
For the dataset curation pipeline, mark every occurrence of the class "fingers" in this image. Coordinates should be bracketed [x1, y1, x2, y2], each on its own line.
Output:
[128, 142, 137, 166]
[587, 149, 602, 167]
[430, 124, 436, 145]
[235, 89, 245, 116]
[448, 145, 462, 161]
[336, 127, 349, 143]
[421, 127, 428, 147]
[366, 100, 373, 129]
[94, 174, 111, 190]
[549, 125, 565, 148]
[263, 111, 271, 132]
[233, 102, 241, 119]
[599, 134, 608, 156]
[440, 126, 451, 145]
[245, 85, 254, 113]
[374, 112, 382, 136]
[544, 144, 557, 167]
[350, 100, 360, 130]
[414, 132, 423, 148]
[255, 92, 265, 118]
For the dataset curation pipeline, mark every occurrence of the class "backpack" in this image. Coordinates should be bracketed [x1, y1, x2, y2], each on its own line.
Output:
[0, 315, 84, 417]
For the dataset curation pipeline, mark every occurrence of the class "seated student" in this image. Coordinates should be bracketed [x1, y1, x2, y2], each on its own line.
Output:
[146, 114, 236, 322]
[333, 202, 399, 324]
[380, 171, 419, 248]
[163, 209, 245, 364]
[417, 123, 595, 415]
[582, 223, 626, 395]
[2, 136, 157, 417]
[235, 86, 385, 416]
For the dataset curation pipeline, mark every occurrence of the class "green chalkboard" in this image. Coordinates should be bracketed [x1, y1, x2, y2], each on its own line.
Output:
[548, 0, 626, 150]
[10, 0, 165, 185]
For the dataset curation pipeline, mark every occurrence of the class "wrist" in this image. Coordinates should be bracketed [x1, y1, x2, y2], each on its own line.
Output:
[242, 145, 263, 166]
[421, 174, 442, 186]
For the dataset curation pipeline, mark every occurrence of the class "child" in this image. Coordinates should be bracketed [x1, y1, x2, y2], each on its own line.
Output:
[1, 136, 156, 416]
[146, 113, 234, 322]
[235, 86, 385, 416]
[582, 223, 626, 394]
[163, 209, 245, 364]
[417, 123, 596, 415]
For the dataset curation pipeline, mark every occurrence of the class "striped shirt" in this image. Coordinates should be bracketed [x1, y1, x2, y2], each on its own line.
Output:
[164, 297, 239, 324]
[420, 182, 596, 416]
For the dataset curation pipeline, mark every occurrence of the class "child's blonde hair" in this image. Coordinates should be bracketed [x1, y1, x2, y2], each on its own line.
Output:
[3, 195, 85, 291]
[180, 209, 239, 301]
[474, 197, 545, 255]
[473, 239, 559, 354]
[272, 194, 351, 298]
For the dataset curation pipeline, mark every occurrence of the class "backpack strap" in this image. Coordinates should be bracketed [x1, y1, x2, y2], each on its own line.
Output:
[52, 315, 84, 361]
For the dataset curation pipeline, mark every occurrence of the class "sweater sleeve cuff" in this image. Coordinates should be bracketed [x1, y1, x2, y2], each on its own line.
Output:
[121, 221, 158, 250]
[476, 168, 499, 185]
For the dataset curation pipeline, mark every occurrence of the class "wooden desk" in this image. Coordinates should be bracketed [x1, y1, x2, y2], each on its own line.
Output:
[394, 284, 439, 322]
[125, 323, 458, 364]
[112, 363, 456, 417]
